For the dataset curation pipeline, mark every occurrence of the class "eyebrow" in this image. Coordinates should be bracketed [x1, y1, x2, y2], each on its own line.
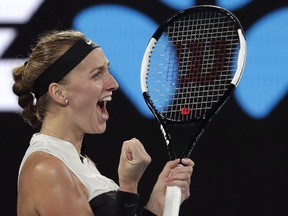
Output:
[90, 61, 110, 74]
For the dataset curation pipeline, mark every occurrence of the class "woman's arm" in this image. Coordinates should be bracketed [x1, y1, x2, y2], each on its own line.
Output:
[18, 152, 93, 216]
[114, 138, 151, 216]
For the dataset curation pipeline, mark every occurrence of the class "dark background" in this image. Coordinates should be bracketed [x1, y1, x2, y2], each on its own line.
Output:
[1, 0, 288, 215]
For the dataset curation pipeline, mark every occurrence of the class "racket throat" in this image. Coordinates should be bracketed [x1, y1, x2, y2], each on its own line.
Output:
[160, 125, 177, 160]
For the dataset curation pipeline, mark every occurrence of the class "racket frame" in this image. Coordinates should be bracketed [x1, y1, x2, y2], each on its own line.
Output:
[140, 6, 246, 216]
[140, 5, 246, 159]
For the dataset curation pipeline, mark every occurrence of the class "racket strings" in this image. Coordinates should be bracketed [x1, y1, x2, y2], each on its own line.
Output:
[147, 10, 240, 122]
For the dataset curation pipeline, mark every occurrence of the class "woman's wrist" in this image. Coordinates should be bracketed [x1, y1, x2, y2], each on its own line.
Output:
[145, 199, 162, 216]
[141, 207, 157, 216]
[119, 180, 138, 194]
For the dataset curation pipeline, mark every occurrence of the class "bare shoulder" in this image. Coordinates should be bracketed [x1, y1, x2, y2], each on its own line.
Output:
[18, 151, 93, 216]
[19, 151, 73, 189]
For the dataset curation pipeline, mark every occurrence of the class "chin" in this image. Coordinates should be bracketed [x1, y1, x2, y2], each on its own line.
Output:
[92, 124, 107, 134]
[86, 128, 106, 135]
[96, 129, 106, 134]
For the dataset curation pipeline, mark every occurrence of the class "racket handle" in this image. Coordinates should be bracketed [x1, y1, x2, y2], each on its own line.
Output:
[163, 163, 183, 216]
[163, 185, 182, 216]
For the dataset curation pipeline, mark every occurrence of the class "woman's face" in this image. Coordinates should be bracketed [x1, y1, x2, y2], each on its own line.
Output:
[63, 47, 119, 134]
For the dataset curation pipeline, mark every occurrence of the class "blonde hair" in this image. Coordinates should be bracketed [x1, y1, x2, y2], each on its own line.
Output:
[12, 29, 86, 128]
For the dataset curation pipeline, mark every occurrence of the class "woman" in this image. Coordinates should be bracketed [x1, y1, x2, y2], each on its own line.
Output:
[13, 29, 194, 215]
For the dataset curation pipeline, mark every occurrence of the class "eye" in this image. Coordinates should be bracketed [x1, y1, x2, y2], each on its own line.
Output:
[91, 71, 101, 80]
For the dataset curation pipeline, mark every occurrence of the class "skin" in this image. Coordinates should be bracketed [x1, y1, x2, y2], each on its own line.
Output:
[145, 158, 194, 215]
[17, 47, 194, 216]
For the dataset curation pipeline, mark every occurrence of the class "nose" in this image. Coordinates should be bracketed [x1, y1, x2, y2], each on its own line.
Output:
[105, 72, 119, 91]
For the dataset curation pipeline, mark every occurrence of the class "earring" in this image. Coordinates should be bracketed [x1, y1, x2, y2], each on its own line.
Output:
[64, 98, 69, 104]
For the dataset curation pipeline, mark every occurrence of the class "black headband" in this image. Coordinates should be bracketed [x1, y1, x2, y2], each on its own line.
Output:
[32, 39, 100, 100]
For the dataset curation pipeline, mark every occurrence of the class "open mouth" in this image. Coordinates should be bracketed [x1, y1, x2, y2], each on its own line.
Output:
[97, 95, 112, 120]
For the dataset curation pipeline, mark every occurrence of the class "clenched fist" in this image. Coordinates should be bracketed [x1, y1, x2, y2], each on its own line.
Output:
[118, 138, 151, 193]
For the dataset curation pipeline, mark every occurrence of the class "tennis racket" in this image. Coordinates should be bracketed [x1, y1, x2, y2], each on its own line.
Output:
[140, 5, 246, 216]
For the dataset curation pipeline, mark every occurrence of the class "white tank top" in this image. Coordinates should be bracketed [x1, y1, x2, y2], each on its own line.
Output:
[18, 133, 119, 201]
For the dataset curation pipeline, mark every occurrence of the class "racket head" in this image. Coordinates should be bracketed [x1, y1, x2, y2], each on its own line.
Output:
[141, 5, 246, 124]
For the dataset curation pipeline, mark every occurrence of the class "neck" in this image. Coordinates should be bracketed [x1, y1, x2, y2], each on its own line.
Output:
[40, 124, 83, 154]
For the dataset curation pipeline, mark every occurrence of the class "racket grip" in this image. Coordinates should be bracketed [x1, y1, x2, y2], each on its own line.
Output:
[163, 185, 182, 216]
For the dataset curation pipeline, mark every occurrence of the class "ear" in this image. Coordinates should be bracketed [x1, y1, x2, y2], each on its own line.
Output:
[48, 83, 67, 106]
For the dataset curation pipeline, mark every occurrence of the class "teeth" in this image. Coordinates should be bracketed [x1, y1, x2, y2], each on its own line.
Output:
[100, 96, 112, 102]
